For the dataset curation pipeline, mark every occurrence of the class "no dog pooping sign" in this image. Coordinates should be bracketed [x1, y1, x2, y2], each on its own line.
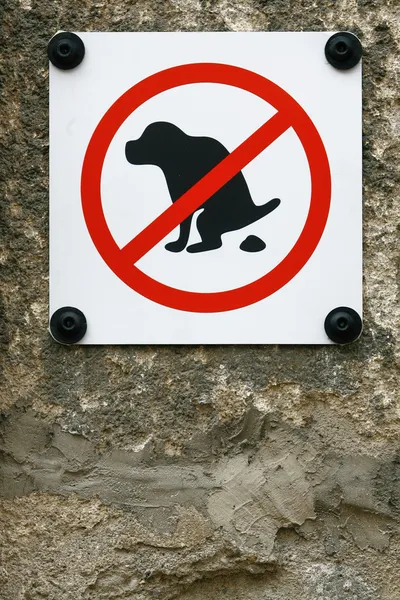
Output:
[49, 32, 362, 344]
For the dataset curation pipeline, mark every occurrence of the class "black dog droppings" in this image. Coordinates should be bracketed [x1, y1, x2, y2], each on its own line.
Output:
[125, 122, 280, 254]
[240, 235, 266, 253]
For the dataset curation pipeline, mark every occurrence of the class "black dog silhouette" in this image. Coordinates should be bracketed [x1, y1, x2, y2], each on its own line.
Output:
[125, 122, 280, 253]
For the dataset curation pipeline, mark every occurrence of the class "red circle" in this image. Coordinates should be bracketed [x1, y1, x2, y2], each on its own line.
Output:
[81, 63, 331, 313]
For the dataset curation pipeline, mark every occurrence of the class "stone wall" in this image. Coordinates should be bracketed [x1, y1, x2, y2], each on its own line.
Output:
[0, 1, 399, 599]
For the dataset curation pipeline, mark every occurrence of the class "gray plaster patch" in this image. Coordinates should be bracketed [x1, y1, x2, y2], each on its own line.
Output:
[208, 452, 315, 553]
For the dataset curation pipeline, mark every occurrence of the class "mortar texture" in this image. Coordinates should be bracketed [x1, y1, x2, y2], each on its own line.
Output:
[0, 1, 399, 599]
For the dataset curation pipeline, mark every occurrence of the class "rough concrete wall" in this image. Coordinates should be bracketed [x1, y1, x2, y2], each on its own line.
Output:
[0, 1, 399, 599]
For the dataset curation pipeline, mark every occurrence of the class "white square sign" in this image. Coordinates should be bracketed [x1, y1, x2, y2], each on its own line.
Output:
[49, 32, 362, 345]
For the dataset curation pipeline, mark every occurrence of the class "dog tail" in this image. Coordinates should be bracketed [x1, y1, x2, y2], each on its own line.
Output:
[251, 198, 280, 223]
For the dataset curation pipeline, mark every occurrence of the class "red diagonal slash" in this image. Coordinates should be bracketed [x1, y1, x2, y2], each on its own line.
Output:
[120, 110, 291, 264]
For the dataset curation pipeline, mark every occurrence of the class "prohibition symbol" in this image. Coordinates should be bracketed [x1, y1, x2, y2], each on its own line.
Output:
[81, 63, 331, 313]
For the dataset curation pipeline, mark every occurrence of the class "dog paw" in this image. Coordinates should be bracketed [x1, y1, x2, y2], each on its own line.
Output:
[186, 241, 222, 253]
[165, 241, 186, 252]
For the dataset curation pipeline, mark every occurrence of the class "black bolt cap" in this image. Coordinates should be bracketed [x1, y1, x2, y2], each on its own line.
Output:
[325, 32, 362, 70]
[324, 306, 362, 344]
[50, 307, 87, 344]
[48, 32, 85, 70]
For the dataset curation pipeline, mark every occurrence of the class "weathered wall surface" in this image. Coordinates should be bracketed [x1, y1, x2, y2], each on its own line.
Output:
[0, 1, 399, 599]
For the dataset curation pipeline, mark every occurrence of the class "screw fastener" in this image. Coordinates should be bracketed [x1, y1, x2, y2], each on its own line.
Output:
[325, 32, 362, 70]
[324, 307, 362, 344]
[50, 307, 87, 344]
[48, 32, 85, 70]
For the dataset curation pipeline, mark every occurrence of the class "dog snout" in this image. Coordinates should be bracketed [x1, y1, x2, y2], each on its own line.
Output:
[125, 140, 137, 164]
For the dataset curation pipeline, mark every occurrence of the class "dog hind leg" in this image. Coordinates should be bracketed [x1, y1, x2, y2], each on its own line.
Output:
[186, 211, 222, 253]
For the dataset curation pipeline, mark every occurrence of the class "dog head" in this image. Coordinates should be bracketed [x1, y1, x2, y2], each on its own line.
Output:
[125, 122, 184, 167]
